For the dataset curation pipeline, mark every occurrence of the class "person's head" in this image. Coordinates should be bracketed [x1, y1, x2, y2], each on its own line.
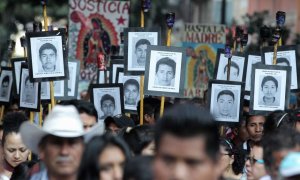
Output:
[264, 111, 295, 136]
[276, 57, 290, 66]
[155, 57, 176, 86]
[217, 90, 234, 117]
[261, 76, 278, 98]
[245, 141, 267, 180]
[10, 160, 37, 180]
[246, 115, 266, 142]
[224, 61, 240, 81]
[262, 128, 298, 179]
[123, 156, 154, 180]
[77, 134, 131, 180]
[124, 79, 139, 105]
[100, 94, 115, 118]
[1, 75, 10, 97]
[123, 125, 155, 155]
[39, 43, 57, 72]
[74, 100, 98, 131]
[137, 97, 160, 125]
[279, 152, 300, 180]
[135, 39, 151, 66]
[2, 112, 29, 168]
[154, 104, 222, 180]
[20, 105, 104, 179]
[104, 114, 135, 135]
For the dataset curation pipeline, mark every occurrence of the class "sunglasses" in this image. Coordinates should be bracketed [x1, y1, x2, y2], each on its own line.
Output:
[246, 156, 264, 165]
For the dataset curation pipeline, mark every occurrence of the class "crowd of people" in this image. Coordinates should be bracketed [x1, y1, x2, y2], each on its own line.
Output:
[0, 95, 300, 180]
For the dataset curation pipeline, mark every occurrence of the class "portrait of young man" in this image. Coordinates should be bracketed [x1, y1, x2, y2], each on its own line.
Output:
[215, 90, 235, 119]
[0, 75, 10, 99]
[99, 94, 116, 119]
[39, 43, 57, 73]
[154, 57, 176, 87]
[124, 79, 139, 106]
[133, 39, 151, 68]
[223, 61, 240, 81]
[258, 76, 280, 106]
[21, 76, 36, 104]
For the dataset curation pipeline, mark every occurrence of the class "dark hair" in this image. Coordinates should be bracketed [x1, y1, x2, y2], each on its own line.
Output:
[276, 57, 290, 66]
[261, 76, 278, 89]
[2, 112, 28, 146]
[155, 104, 220, 162]
[224, 61, 240, 75]
[155, 57, 176, 75]
[2, 75, 10, 85]
[124, 79, 139, 91]
[217, 90, 235, 102]
[76, 100, 98, 121]
[264, 110, 295, 136]
[135, 39, 151, 49]
[262, 128, 297, 175]
[77, 134, 131, 180]
[39, 43, 57, 57]
[100, 94, 115, 107]
[137, 97, 160, 118]
[10, 160, 37, 180]
[91, 18, 102, 29]
[123, 125, 155, 155]
[123, 156, 154, 180]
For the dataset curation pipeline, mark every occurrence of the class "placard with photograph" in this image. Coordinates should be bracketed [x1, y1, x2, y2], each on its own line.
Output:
[65, 60, 80, 99]
[109, 60, 124, 83]
[90, 84, 124, 121]
[244, 52, 262, 94]
[11, 58, 26, 96]
[121, 75, 141, 112]
[0, 67, 13, 104]
[97, 70, 109, 84]
[250, 64, 291, 115]
[144, 45, 186, 97]
[214, 49, 247, 82]
[19, 66, 40, 111]
[262, 45, 299, 91]
[124, 27, 161, 75]
[208, 80, 244, 124]
[116, 67, 124, 84]
[26, 29, 68, 81]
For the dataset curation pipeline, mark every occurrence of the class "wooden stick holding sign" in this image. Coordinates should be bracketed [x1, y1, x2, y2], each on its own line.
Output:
[159, 12, 175, 117]
[41, 0, 55, 108]
[139, 0, 151, 125]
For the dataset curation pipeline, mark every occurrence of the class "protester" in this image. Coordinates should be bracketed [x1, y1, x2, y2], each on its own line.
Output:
[104, 114, 135, 135]
[74, 100, 99, 131]
[20, 105, 103, 180]
[77, 134, 131, 180]
[279, 152, 300, 180]
[153, 104, 222, 180]
[137, 97, 161, 125]
[2, 112, 29, 179]
[231, 115, 249, 147]
[10, 160, 37, 180]
[123, 125, 155, 156]
[123, 156, 154, 180]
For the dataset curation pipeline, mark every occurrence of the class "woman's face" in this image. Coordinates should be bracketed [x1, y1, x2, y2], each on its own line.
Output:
[219, 145, 233, 173]
[98, 145, 126, 180]
[262, 80, 277, 98]
[3, 132, 30, 167]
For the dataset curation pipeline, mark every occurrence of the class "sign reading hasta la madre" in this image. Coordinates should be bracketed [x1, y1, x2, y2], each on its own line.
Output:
[182, 23, 226, 98]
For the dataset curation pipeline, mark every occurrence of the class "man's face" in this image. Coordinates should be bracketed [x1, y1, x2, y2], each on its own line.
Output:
[262, 80, 277, 98]
[101, 100, 115, 117]
[156, 64, 174, 86]
[230, 67, 239, 81]
[107, 122, 121, 135]
[135, 44, 148, 66]
[40, 49, 57, 72]
[217, 94, 234, 117]
[124, 84, 139, 105]
[80, 113, 97, 131]
[1, 81, 9, 97]
[24, 80, 35, 102]
[154, 133, 221, 180]
[39, 136, 84, 178]
[246, 116, 265, 142]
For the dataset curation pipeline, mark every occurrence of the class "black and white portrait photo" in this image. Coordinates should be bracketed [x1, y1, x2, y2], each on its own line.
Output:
[54, 80, 65, 99]
[11, 58, 26, 95]
[122, 76, 140, 111]
[208, 80, 244, 123]
[250, 64, 291, 115]
[144, 46, 186, 97]
[19, 68, 40, 110]
[0, 68, 13, 103]
[90, 84, 124, 121]
[245, 53, 262, 93]
[124, 27, 160, 74]
[262, 45, 298, 91]
[66, 61, 79, 98]
[26, 30, 67, 81]
[215, 49, 246, 82]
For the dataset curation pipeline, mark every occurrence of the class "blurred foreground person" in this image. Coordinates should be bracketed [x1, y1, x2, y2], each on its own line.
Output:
[123, 156, 153, 180]
[1, 112, 29, 179]
[153, 104, 222, 180]
[279, 152, 300, 180]
[10, 160, 37, 180]
[20, 105, 103, 180]
[77, 134, 131, 180]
